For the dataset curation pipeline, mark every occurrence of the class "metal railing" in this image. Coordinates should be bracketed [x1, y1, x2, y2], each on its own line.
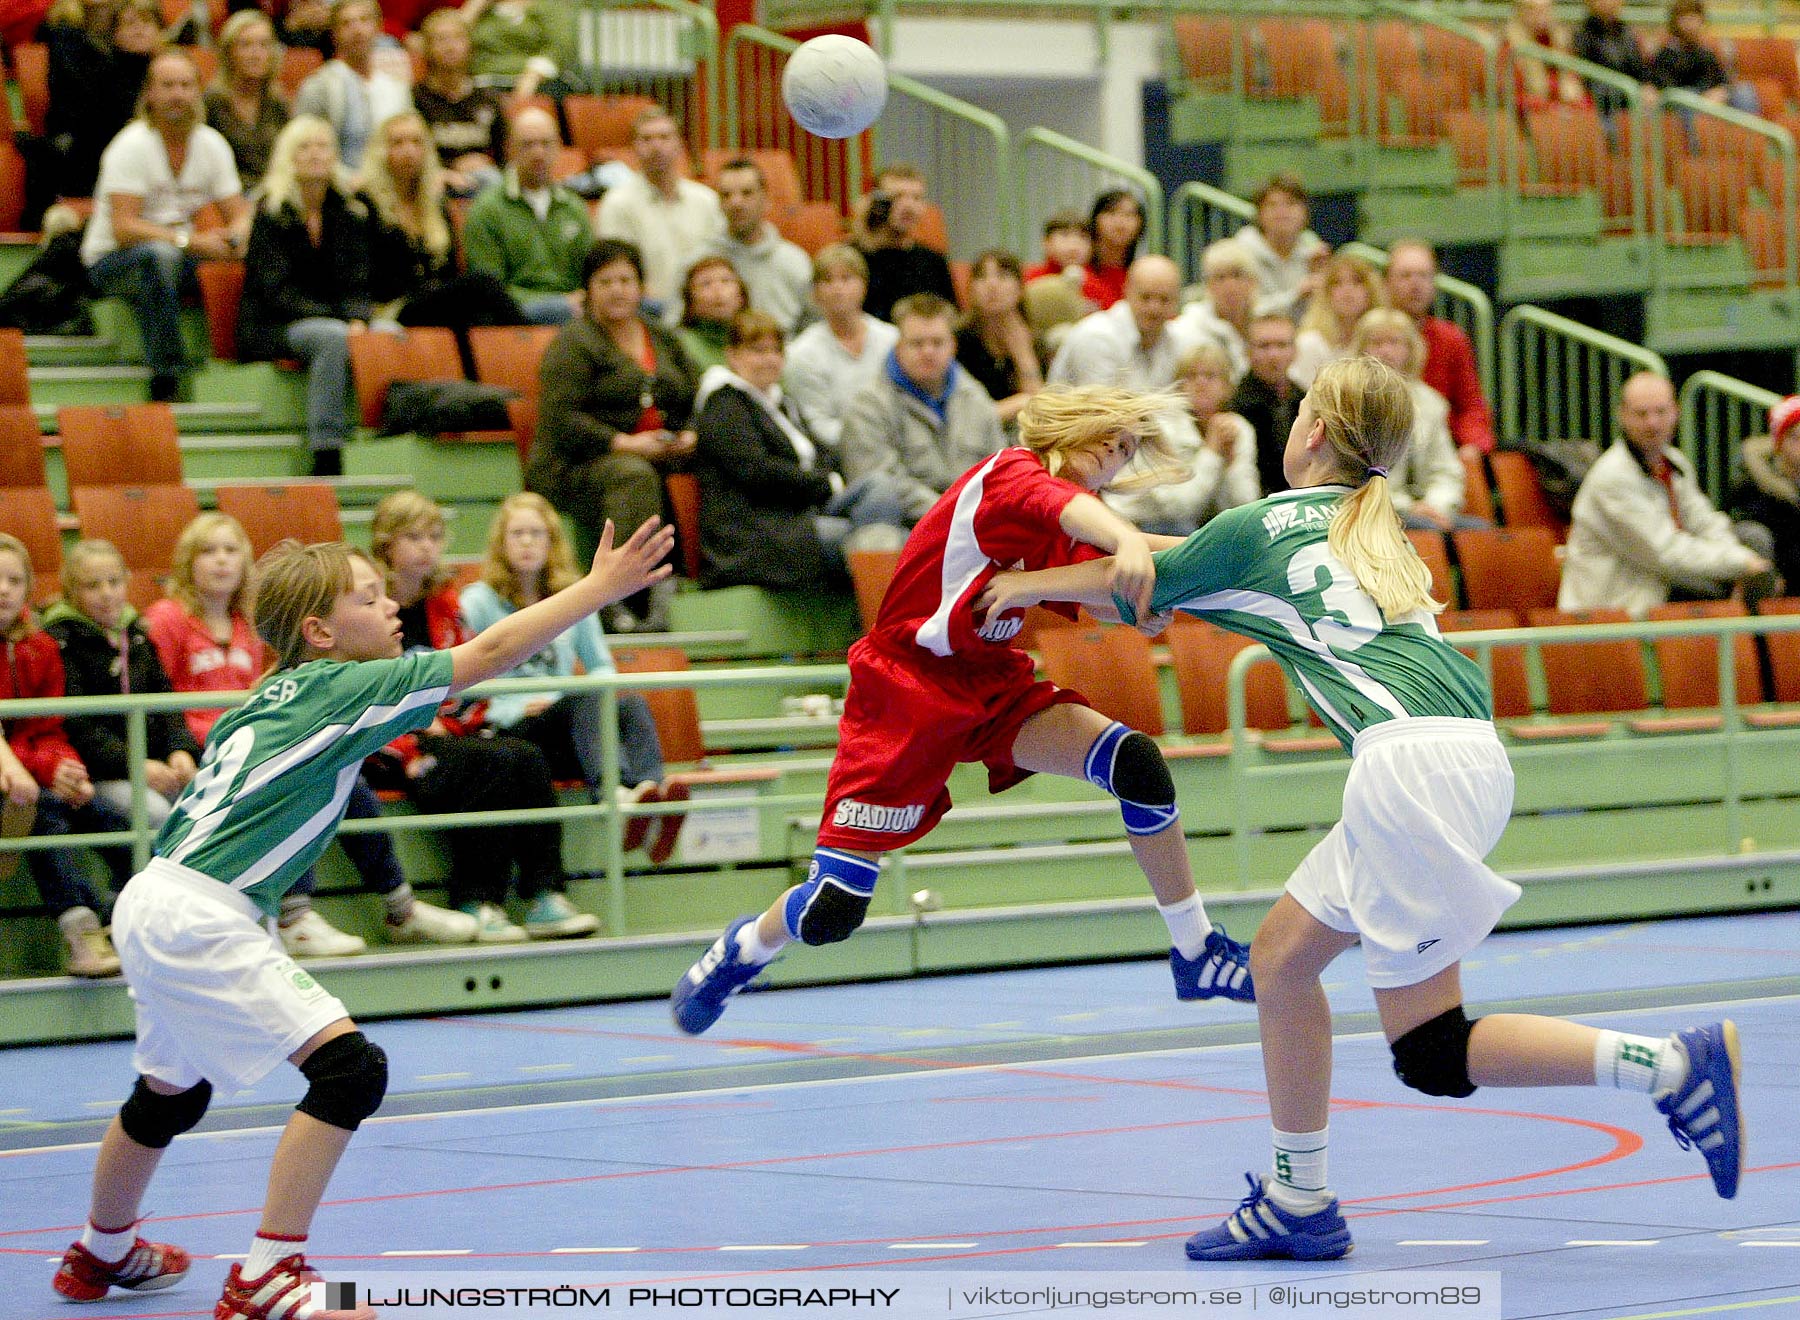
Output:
[1499, 304, 1667, 445]
[1680, 369, 1781, 503]
[579, 0, 722, 151]
[1342, 241, 1497, 406]
[1170, 180, 1252, 279]
[723, 25, 867, 212]
[1658, 87, 1797, 294]
[1017, 127, 1162, 262]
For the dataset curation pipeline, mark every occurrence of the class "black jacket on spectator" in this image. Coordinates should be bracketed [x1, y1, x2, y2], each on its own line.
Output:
[203, 87, 289, 186]
[41, 27, 149, 203]
[237, 190, 376, 361]
[526, 315, 698, 489]
[956, 322, 1043, 405]
[1231, 372, 1302, 498]
[861, 243, 956, 322]
[364, 199, 521, 330]
[1574, 16, 1652, 114]
[412, 82, 507, 170]
[1648, 38, 1728, 94]
[694, 379, 837, 590]
[1731, 438, 1800, 592]
[42, 604, 202, 780]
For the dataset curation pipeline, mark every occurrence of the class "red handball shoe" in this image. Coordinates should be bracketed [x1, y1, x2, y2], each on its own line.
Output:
[216, 1254, 376, 1320]
[54, 1237, 192, 1301]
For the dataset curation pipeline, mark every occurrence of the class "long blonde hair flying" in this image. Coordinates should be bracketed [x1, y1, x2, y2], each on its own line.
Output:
[1017, 384, 1188, 493]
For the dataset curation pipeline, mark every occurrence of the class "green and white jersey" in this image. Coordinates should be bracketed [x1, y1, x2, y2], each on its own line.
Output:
[154, 650, 454, 918]
[1118, 487, 1490, 751]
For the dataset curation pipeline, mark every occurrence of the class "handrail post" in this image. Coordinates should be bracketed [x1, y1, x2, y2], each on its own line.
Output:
[601, 683, 625, 936]
[126, 709, 150, 873]
[1719, 617, 1743, 853]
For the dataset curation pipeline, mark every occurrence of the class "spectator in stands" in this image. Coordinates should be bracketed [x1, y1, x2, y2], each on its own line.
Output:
[43, 541, 199, 830]
[462, 0, 581, 107]
[292, 0, 411, 170]
[1506, 0, 1589, 115]
[1651, 0, 1759, 115]
[1561, 372, 1778, 616]
[1732, 398, 1800, 593]
[1291, 253, 1385, 389]
[840, 292, 1006, 529]
[1229, 311, 1302, 497]
[37, 0, 157, 212]
[1025, 207, 1091, 284]
[1574, 0, 1653, 118]
[0, 534, 131, 978]
[462, 492, 686, 874]
[783, 243, 899, 450]
[701, 157, 814, 336]
[673, 255, 747, 374]
[1386, 240, 1496, 457]
[595, 107, 724, 318]
[1238, 173, 1329, 320]
[957, 249, 1044, 426]
[855, 163, 956, 321]
[204, 10, 291, 187]
[145, 513, 466, 953]
[1104, 341, 1258, 537]
[1082, 188, 1145, 310]
[527, 239, 696, 633]
[462, 106, 594, 326]
[358, 110, 523, 346]
[239, 114, 393, 477]
[1350, 309, 1484, 531]
[82, 47, 250, 405]
[1173, 238, 1256, 381]
[276, 0, 333, 55]
[412, 8, 506, 196]
[369, 491, 590, 943]
[1050, 254, 1195, 391]
[693, 309, 907, 591]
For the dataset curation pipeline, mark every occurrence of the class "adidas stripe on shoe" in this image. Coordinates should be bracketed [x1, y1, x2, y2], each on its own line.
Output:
[1657, 1020, 1745, 1199]
[54, 1237, 191, 1302]
[1185, 1174, 1353, 1262]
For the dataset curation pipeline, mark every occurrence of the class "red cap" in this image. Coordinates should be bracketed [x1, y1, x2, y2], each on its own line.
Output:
[1771, 395, 1800, 443]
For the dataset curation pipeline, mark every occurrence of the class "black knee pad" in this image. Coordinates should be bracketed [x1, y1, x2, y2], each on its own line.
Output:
[1111, 730, 1175, 808]
[119, 1077, 212, 1149]
[1391, 1006, 1478, 1098]
[297, 1032, 388, 1131]
[795, 883, 871, 946]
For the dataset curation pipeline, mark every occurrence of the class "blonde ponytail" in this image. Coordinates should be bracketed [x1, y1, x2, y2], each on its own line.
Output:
[1309, 357, 1442, 618]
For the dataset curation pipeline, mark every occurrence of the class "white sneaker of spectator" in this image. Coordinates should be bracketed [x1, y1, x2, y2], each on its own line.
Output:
[279, 909, 369, 958]
[60, 907, 121, 978]
[386, 899, 480, 945]
[459, 902, 529, 944]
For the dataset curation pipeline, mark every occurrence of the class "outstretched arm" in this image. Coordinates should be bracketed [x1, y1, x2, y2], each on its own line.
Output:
[447, 518, 675, 696]
[1060, 493, 1153, 618]
[975, 556, 1123, 620]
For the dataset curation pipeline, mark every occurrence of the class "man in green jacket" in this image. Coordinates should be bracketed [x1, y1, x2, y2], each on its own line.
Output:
[462, 107, 593, 324]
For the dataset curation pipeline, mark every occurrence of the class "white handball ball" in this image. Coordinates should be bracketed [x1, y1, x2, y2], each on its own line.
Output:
[782, 35, 888, 139]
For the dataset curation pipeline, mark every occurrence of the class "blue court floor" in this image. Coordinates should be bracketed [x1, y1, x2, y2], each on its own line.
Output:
[1, 911, 1796, 1320]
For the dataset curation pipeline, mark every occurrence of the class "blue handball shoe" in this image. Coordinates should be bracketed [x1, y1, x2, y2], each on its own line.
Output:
[671, 916, 765, 1036]
[1657, 1020, 1744, 1199]
[1170, 927, 1255, 1002]
[1185, 1174, 1353, 1262]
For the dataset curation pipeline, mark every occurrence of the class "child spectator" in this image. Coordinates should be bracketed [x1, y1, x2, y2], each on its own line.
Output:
[1024, 208, 1092, 284]
[784, 244, 900, 451]
[1506, 0, 1590, 115]
[370, 491, 606, 942]
[0, 534, 131, 978]
[1082, 189, 1145, 310]
[145, 514, 470, 952]
[43, 540, 200, 830]
[957, 249, 1045, 427]
[462, 493, 688, 869]
[204, 10, 291, 187]
[1291, 254, 1385, 389]
[674, 256, 748, 374]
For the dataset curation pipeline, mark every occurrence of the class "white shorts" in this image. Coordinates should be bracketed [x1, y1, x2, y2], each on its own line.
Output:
[111, 858, 350, 1092]
[1286, 717, 1520, 990]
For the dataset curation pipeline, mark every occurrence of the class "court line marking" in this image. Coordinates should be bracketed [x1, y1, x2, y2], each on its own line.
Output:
[1398, 1239, 1491, 1245]
[1601, 1297, 1800, 1319]
[380, 1249, 471, 1256]
[550, 1247, 639, 1254]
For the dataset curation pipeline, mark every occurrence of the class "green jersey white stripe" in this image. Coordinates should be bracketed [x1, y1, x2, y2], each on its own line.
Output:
[154, 651, 453, 918]
[1119, 488, 1490, 750]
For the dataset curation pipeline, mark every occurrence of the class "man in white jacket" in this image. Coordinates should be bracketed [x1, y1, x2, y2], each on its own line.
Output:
[1559, 372, 1778, 617]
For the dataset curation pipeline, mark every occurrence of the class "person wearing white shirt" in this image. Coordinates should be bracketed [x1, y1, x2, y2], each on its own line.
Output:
[1172, 238, 1258, 383]
[84, 48, 249, 402]
[1048, 255, 1197, 390]
[699, 157, 813, 335]
[292, 0, 411, 170]
[1290, 252, 1386, 389]
[595, 107, 725, 317]
[1235, 172, 1328, 319]
[784, 244, 899, 450]
[1351, 310, 1484, 531]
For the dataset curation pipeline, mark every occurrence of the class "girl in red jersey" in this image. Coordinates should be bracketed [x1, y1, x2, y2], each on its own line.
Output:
[672, 385, 1255, 1034]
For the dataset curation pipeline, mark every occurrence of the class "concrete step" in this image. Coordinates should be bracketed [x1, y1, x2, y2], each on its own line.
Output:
[1498, 234, 1653, 301]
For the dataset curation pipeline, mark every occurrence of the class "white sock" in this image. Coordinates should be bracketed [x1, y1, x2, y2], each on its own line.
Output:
[1265, 1125, 1331, 1212]
[80, 1220, 137, 1264]
[1158, 894, 1213, 960]
[1595, 1030, 1689, 1095]
[244, 1232, 305, 1281]
[733, 920, 780, 966]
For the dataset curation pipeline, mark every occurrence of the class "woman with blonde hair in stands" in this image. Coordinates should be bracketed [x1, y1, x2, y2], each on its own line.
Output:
[981, 355, 1746, 1261]
[204, 9, 290, 186]
[1349, 309, 1486, 531]
[461, 493, 687, 870]
[1290, 253, 1385, 389]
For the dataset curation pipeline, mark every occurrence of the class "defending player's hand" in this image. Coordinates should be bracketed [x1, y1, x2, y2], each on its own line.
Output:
[587, 517, 677, 606]
[1109, 533, 1156, 621]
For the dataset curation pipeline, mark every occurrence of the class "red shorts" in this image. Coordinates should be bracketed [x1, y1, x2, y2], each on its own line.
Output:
[816, 637, 1088, 852]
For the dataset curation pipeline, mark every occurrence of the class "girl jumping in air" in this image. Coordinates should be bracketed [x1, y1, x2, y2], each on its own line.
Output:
[671, 384, 1256, 1036]
[977, 356, 1743, 1260]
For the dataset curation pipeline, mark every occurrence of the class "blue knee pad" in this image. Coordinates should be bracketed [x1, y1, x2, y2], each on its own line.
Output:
[784, 848, 880, 945]
[1083, 721, 1179, 836]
